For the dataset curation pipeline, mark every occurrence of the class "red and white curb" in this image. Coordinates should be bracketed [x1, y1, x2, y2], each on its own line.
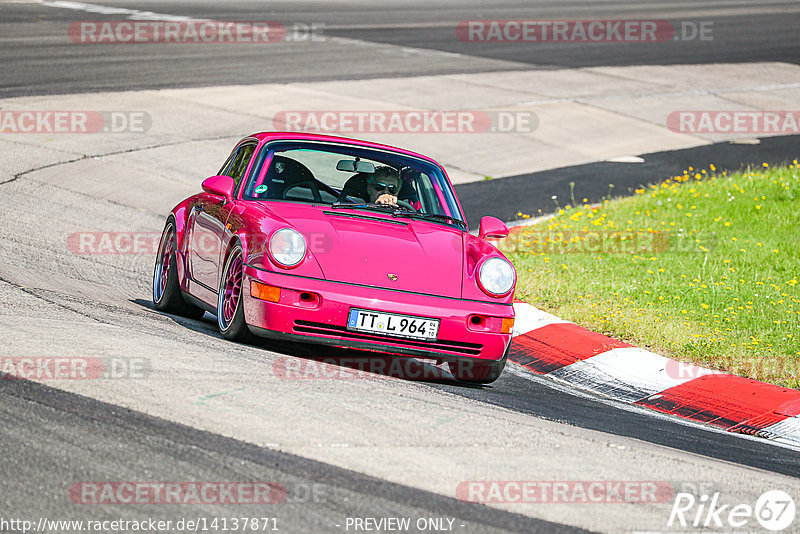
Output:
[510, 302, 800, 447]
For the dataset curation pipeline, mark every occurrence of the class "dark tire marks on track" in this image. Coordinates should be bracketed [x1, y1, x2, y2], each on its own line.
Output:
[0, 377, 588, 534]
[427, 369, 800, 479]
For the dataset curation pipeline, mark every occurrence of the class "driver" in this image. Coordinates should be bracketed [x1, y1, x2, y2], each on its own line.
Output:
[366, 166, 401, 206]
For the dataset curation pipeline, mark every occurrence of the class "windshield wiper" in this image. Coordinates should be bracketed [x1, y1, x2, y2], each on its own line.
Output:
[392, 211, 468, 229]
[330, 203, 467, 229]
[331, 202, 398, 212]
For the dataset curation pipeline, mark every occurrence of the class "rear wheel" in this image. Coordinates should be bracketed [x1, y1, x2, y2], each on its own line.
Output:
[217, 243, 255, 343]
[153, 219, 205, 319]
[448, 345, 508, 384]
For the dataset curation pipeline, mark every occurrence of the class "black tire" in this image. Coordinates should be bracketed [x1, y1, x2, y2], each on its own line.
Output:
[217, 242, 256, 343]
[153, 219, 205, 319]
[448, 344, 509, 384]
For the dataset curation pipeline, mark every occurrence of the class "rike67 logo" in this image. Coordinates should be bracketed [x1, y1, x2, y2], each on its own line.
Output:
[668, 490, 795, 531]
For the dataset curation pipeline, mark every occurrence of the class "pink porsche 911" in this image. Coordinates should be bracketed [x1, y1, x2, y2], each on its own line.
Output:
[153, 132, 516, 383]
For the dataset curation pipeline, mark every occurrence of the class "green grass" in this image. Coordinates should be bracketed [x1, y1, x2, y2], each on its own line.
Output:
[505, 161, 800, 388]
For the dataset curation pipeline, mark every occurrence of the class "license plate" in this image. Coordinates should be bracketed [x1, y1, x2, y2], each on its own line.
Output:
[347, 308, 439, 341]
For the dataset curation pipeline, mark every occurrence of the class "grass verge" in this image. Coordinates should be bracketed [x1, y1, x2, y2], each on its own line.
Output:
[504, 161, 800, 388]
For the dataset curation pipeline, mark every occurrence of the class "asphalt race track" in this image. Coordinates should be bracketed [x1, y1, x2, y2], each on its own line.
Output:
[2, 0, 800, 97]
[2, 1, 800, 533]
[1, 378, 574, 534]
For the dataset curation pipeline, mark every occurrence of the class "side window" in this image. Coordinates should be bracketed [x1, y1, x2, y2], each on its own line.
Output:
[217, 154, 235, 176]
[222, 144, 256, 194]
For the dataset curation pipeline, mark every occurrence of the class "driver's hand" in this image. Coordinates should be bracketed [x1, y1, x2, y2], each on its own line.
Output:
[375, 194, 398, 206]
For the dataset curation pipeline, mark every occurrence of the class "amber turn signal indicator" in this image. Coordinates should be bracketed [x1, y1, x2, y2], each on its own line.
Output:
[250, 280, 281, 302]
[501, 317, 515, 334]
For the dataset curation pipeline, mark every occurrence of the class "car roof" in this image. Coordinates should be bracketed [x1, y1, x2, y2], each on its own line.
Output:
[247, 131, 439, 165]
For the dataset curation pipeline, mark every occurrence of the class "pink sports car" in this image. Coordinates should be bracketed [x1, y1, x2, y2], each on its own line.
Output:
[153, 132, 516, 383]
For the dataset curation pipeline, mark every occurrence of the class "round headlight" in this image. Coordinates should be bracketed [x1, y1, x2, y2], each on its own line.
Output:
[478, 257, 515, 296]
[269, 228, 306, 267]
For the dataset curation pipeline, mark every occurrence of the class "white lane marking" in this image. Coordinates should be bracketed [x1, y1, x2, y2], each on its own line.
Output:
[505, 361, 800, 452]
[42, 1, 203, 21]
[325, 35, 468, 59]
[606, 155, 645, 163]
[39, 0, 469, 60]
[548, 347, 697, 403]
[511, 302, 569, 337]
[730, 138, 762, 145]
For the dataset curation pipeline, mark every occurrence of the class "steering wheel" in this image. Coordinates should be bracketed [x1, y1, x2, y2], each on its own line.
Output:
[396, 199, 417, 211]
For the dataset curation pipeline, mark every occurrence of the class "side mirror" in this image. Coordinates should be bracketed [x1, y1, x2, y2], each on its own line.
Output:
[478, 216, 509, 240]
[202, 175, 235, 202]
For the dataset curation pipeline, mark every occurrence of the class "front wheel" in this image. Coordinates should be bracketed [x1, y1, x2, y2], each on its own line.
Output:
[448, 345, 508, 384]
[153, 219, 205, 319]
[217, 243, 255, 343]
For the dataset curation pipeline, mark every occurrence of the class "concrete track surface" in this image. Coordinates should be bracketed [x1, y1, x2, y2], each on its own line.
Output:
[2, 1, 800, 533]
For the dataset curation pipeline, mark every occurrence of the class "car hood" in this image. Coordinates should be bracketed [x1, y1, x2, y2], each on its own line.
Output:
[261, 203, 464, 298]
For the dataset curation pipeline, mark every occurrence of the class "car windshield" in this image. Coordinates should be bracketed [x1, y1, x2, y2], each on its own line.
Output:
[241, 141, 465, 224]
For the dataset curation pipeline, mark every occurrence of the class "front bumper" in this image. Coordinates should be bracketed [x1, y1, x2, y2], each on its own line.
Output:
[243, 265, 513, 362]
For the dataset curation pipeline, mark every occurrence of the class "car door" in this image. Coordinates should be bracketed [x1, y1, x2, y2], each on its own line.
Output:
[187, 142, 256, 292]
